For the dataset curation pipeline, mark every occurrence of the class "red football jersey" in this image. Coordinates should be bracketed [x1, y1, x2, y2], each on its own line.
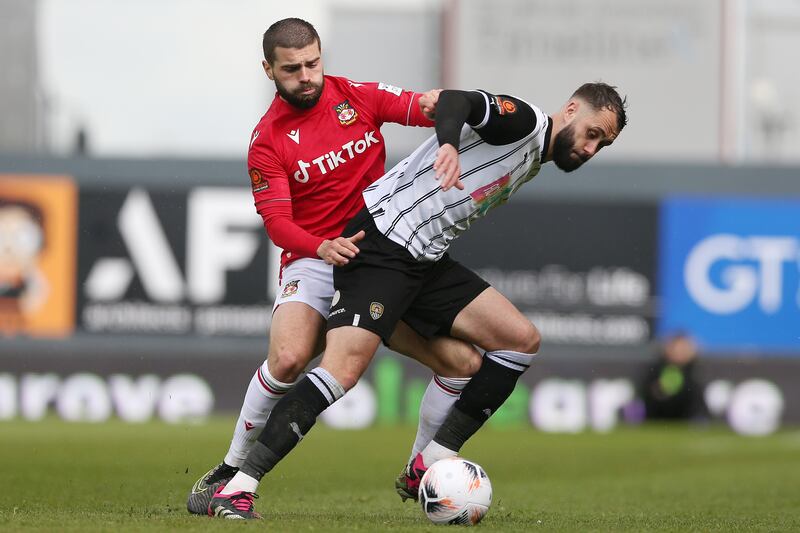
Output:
[247, 75, 434, 268]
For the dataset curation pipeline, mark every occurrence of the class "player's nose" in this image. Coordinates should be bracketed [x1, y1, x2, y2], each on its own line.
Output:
[582, 142, 598, 158]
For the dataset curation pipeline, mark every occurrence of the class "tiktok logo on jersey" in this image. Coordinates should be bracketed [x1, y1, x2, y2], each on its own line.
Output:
[293, 130, 380, 183]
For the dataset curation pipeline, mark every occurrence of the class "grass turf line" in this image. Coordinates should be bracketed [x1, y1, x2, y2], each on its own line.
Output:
[0, 418, 798, 532]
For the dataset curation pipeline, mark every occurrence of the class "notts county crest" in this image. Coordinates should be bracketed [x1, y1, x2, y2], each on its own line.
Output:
[369, 301, 384, 320]
[334, 100, 358, 126]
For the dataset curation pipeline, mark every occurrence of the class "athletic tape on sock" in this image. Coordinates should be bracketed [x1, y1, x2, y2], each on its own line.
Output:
[485, 349, 536, 373]
[433, 408, 483, 454]
[239, 441, 281, 480]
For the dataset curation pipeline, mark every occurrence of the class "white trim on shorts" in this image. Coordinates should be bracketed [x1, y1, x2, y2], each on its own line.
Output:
[272, 258, 335, 319]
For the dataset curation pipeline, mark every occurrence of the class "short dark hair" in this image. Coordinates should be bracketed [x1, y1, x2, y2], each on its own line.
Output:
[572, 82, 628, 133]
[262, 18, 321, 64]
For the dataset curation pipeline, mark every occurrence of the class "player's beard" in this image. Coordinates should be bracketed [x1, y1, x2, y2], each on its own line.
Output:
[551, 123, 586, 173]
[275, 77, 324, 110]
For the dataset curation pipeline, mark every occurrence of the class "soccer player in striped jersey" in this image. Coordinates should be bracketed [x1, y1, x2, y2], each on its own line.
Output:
[210, 83, 627, 518]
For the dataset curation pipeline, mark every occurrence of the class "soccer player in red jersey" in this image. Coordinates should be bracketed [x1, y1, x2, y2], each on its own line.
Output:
[188, 18, 481, 516]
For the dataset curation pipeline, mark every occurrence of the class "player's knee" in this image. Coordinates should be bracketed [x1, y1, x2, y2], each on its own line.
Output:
[506, 321, 541, 354]
[269, 348, 312, 382]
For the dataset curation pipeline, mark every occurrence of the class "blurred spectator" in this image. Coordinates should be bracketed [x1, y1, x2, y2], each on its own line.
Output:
[73, 126, 90, 156]
[641, 333, 707, 421]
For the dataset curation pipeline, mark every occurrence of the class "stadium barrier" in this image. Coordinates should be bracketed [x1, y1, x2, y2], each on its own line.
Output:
[1, 161, 798, 434]
[0, 352, 790, 436]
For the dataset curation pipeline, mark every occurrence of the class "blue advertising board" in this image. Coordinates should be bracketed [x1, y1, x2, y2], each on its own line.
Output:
[659, 197, 800, 353]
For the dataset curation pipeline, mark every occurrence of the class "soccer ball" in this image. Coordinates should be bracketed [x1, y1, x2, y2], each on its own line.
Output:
[419, 457, 492, 526]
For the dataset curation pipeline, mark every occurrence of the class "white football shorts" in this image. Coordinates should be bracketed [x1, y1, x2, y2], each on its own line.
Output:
[272, 257, 335, 319]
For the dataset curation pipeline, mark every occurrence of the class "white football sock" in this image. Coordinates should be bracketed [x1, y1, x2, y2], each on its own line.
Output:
[420, 440, 458, 467]
[220, 471, 259, 495]
[223, 361, 296, 468]
[408, 375, 471, 463]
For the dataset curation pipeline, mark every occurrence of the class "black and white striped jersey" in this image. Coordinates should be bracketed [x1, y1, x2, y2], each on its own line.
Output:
[362, 90, 552, 262]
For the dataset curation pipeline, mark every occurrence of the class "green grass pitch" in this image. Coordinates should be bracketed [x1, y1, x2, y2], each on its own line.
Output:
[1, 418, 799, 532]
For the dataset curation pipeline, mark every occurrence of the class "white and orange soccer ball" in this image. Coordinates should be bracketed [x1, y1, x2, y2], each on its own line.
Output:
[418, 457, 492, 526]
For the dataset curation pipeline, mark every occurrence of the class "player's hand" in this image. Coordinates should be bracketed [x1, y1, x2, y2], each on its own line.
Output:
[433, 144, 464, 191]
[419, 89, 442, 120]
[317, 230, 365, 266]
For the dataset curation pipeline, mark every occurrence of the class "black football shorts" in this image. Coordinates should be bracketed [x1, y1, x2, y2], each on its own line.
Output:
[326, 207, 489, 344]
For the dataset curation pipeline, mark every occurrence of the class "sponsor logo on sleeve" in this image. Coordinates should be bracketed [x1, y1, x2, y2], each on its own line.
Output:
[377, 82, 403, 96]
[249, 168, 269, 192]
[494, 97, 517, 115]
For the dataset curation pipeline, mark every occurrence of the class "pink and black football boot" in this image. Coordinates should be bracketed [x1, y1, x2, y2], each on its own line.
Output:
[207, 485, 262, 520]
[394, 453, 428, 502]
[187, 462, 238, 514]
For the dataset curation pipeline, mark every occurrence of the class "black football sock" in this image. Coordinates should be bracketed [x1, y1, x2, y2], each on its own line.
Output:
[239, 368, 344, 480]
[433, 350, 535, 453]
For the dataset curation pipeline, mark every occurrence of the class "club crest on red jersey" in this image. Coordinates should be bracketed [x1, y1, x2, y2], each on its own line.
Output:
[334, 100, 358, 126]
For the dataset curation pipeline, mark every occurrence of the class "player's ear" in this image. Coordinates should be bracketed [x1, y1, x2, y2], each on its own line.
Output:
[563, 99, 580, 123]
[263, 60, 274, 80]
